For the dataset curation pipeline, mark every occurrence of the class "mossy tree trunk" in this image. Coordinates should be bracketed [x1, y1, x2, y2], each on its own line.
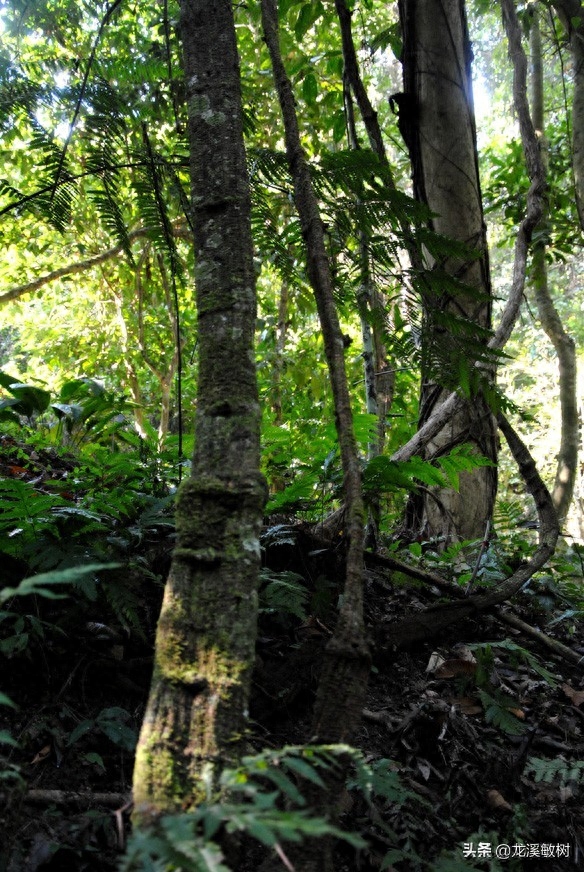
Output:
[132, 0, 266, 819]
[398, 0, 498, 544]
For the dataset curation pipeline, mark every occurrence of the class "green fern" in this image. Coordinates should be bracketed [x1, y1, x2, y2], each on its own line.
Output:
[525, 756, 584, 786]
[476, 688, 525, 736]
[363, 444, 495, 496]
[133, 133, 185, 283]
[122, 745, 428, 871]
[99, 576, 145, 638]
[0, 563, 120, 605]
[259, 569, 308, 621]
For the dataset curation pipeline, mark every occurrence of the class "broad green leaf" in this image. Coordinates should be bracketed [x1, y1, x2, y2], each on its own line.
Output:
[294, 2, 324, 41]
[302, 71, 317, 106]
[0, 563, 121, 604]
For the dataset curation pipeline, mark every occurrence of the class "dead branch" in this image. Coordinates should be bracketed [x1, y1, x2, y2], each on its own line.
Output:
[364, 549, 465, 598]
[494, 608, 583, 666]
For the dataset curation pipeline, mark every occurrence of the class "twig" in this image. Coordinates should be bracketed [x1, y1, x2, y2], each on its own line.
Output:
[465, 520, 491, 596]
[275, 842, 297, 872]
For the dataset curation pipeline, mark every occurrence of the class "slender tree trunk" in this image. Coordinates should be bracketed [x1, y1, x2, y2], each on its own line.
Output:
[132, 0, 266, 819]
[272, 279, 288, 426]
[262, 0, 370, 866]
[552, 0, 584, 227]
[398, 0, 498, 544]
[334, 0, 397, 458]
[529, 8, 578, 523]
[110, 287, 147, 438]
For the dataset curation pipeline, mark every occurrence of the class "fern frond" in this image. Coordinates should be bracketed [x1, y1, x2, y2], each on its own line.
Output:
[100, 576, 145, 638]
[526, 756, 584, 786]
[132, 130, 184, 283]
[88, 170, 134, 262]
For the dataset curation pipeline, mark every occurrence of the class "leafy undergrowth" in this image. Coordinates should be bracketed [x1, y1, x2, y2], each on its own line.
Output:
[1, 440, 583, 871]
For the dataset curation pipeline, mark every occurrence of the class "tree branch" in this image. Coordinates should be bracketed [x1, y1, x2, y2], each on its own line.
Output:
[0, 222, 191, 308]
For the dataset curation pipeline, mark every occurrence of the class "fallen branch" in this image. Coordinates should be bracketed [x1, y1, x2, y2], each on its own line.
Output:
[364, 549, 465, 598]
[494, 607, 582, 666]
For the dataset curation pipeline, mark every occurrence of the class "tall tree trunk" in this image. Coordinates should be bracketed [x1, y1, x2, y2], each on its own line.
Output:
[272, 278, 288, 427]
[529, 8, 578, 524]
[398, 0, 498, 544]
[132, 0, 266, 819]
[110, 287, 147, 438]
[334, 0, 398, 458]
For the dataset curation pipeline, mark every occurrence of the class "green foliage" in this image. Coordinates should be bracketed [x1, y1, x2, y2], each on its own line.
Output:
[67, 706, 137, 752]
[0, 371, 51, 421]
[364, 444, 495, 496]
[0, 562, 120, 606]
[474, 639, 558, 687]
[463, 639, 559, 736]
[51, 377, 137, 448]
[122, 744, 427, 871]
[476, 688, 526, 736]
[0, 371, 138, 447]
[0, 420, 176, 667]
[0, 692, 23, 787]
[525, 756, 584, 787]
[259, 569, 309, 621]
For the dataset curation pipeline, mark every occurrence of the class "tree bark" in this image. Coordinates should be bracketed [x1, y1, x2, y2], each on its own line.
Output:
[529, 7, 578, 523]
[132, 0, 266, 819]
[398, 0, 498, 544]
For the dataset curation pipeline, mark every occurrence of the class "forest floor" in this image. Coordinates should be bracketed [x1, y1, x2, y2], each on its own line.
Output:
[1, 446, 583, 871]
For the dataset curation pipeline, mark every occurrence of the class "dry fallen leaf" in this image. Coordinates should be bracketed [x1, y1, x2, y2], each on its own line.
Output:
[508, 707, 525, 720]
[426, 651, 445, 673]
[435, 659, 477, 679]
[451, 696, 483, 716]
[487, 789, 513, 813]
[31, 744, 51, 765]
[562, 683, 584, 708]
